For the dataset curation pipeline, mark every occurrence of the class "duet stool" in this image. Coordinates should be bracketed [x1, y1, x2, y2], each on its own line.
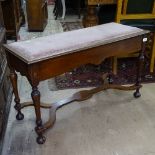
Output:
[3, 22, 148, 144]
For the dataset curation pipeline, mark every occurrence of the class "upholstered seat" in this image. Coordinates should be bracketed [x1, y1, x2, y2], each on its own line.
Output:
[4, 22, 146, 64]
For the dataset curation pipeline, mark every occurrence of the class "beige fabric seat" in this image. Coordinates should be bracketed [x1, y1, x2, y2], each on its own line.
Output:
[4, 22, 146, 64]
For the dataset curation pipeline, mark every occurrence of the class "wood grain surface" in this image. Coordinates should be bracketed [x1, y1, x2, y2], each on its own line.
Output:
[88, 0, 116, 5]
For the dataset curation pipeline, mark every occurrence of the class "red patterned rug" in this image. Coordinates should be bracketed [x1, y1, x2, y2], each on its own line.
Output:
[51, 22, 155, 90]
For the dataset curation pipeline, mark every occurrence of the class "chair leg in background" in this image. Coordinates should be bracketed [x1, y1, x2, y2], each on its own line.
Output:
[112, 57, 118, 75]
[150, 33, 155, 73]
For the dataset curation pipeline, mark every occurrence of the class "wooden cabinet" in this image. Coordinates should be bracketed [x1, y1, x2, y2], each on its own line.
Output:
[0, 1, 12, 153]
[1, 0, 23, 40]
[26, 0, 48, 31]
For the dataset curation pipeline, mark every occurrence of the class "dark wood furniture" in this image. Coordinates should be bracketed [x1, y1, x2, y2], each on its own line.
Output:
[1, 0, 24, 40]
[4, 23, 148, 144]
[26, 0, 48, 31]
[0, 0, 12, 153]
[83, 0, 116, 27]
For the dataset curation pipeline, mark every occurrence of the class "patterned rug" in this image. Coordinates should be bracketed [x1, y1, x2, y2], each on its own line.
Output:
[52, 22, 155, 90]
